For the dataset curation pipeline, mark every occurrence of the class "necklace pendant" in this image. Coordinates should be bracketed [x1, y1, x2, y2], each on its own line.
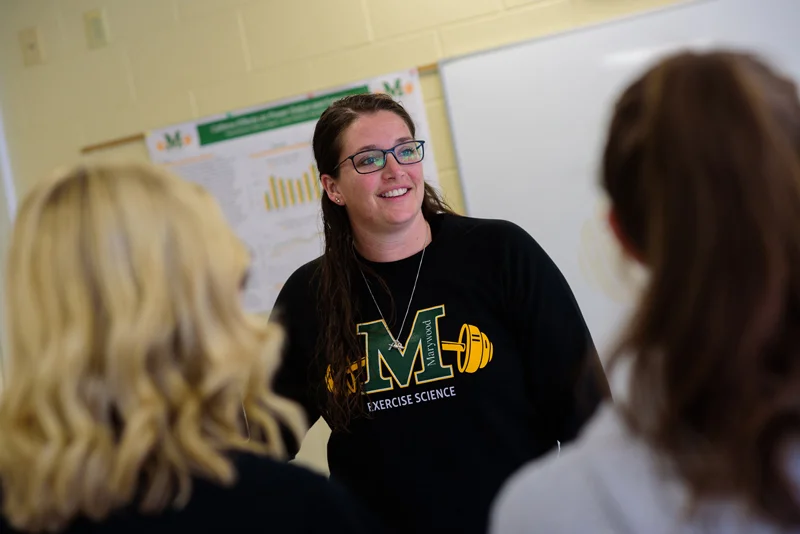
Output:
[389, 339, 405, 352]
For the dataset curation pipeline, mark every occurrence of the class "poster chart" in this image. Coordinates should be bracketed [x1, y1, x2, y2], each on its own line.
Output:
[146, 69, 438, 313]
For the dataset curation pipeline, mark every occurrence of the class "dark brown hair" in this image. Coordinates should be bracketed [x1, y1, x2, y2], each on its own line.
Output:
[312, 93, 455, 430]
[604, 50, 800, 525]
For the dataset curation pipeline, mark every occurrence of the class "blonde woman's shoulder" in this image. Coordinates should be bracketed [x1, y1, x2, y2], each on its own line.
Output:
[222, 452, 382, 532]
[1, 453, 381, 534]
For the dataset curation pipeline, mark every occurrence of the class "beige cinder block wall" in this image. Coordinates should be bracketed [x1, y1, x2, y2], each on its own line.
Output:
[0, 0, 682, 473]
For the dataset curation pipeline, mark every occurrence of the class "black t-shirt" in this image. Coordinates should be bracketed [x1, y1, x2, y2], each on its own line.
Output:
[0, 453, 377, 533]
[271, 213, 610, 534]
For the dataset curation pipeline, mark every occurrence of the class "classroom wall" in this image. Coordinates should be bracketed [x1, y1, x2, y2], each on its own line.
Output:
[0, 0, 682, 204]
[0, 0, 682, 473]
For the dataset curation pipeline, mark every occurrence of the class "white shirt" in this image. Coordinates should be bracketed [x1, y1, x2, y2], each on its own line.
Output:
[489, 402, 800, 534]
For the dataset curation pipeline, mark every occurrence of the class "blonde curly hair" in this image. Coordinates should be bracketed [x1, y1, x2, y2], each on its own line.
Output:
[0, 162, 304, 532]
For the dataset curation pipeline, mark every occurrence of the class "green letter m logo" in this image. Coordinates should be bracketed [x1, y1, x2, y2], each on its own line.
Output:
[382, 79, 403, 97]
[357, 305, 454, 394]
[165, 131, 183, 149]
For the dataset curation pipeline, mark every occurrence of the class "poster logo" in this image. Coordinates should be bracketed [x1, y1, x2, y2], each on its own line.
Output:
[156, 130, 193, 152]
[379, 78, 414, 98]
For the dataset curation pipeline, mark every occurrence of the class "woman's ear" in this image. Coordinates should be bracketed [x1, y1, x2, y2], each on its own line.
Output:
[608, 208, 645, 264]
[321, 174, 345, 206]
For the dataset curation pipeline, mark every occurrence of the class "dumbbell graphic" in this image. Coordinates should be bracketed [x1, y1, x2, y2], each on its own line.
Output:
[441, 324, 494, 373]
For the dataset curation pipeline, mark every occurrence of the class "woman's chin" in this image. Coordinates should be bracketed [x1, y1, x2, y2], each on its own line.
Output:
[382, 204, 424, 226]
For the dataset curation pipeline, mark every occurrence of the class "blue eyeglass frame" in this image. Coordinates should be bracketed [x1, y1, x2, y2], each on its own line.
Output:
[332, 140, 426, 175]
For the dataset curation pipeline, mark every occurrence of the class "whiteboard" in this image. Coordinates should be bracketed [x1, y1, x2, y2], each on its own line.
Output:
[440, 0, 800, 360]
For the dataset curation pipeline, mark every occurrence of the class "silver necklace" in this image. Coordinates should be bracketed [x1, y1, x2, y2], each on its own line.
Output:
[358, 223, 429, 352]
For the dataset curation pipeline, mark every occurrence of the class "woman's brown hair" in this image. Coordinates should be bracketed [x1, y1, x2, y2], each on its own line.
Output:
[312, 93, 455, 430]
[604, 50, 800, 525]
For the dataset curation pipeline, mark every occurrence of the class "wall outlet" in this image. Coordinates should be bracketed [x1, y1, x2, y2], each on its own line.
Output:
[18, 27, 45, 66]
[84, 9, 110, 49]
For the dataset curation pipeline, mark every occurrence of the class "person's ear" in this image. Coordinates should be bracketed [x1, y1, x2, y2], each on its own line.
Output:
[321, 174, 345, 206]
[608, 208, 645, 264]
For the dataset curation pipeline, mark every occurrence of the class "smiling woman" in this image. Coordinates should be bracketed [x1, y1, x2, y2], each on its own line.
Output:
[321, 110, 429, 248]
[269, 92, 610, 534]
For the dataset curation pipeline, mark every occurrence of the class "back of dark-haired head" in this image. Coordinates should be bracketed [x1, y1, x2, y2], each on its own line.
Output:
[604, 50, 800, 526]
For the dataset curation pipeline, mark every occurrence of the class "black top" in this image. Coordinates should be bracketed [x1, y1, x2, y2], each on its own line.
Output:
[271, 213, 610, 534]
[0, 453, 377, 533]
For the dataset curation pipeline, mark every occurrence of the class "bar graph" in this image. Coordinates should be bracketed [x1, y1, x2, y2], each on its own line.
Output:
[264, 165, 322, 211]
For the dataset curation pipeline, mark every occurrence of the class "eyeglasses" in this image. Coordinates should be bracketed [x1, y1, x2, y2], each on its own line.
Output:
[334, 140, 426, 175]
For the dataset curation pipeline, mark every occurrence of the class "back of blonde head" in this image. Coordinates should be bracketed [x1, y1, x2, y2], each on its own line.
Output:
[0, 162, 303, 532]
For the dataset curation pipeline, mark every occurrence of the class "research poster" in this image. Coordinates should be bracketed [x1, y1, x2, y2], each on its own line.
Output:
[146, 68, 438, 313]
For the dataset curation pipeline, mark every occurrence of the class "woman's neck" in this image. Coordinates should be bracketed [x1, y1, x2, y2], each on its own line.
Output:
[353, 213, 430, 263]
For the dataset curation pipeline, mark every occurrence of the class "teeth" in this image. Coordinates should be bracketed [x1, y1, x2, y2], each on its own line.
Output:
[380, 188, 408, 198]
